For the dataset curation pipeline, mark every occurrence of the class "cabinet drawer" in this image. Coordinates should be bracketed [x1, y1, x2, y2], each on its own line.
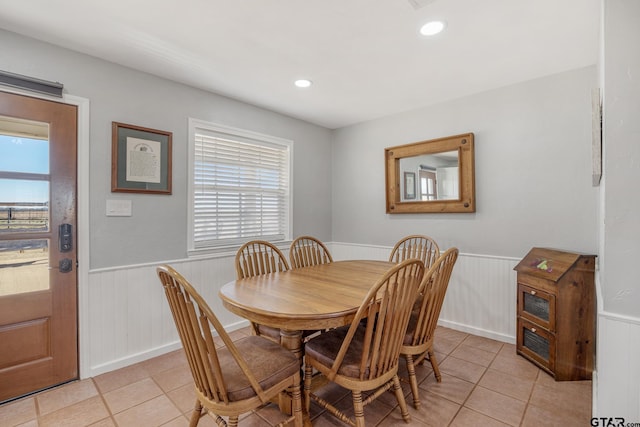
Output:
[517, 317, 555, 374]
[517, 283, 556, 331]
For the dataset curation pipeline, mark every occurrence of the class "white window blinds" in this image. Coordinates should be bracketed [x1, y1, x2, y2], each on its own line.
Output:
[189, 120, 291, 251]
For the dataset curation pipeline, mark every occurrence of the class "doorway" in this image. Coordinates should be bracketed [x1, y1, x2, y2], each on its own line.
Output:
[419, 169, 437, 201]
[0, 91, 78, 403]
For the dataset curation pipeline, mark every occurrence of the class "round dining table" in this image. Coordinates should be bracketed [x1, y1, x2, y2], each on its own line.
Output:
[219, 259, 396, 360]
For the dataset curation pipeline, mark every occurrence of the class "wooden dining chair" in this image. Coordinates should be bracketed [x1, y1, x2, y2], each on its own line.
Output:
[400, 247, 459, 409]
[303, 259, 424, 427]
[389, 234, 440, 269]
[289, 235, 333, 268]
[156, 265, 303, 427]
[235, 240, 290, 343]
[235, 240, 290, 279]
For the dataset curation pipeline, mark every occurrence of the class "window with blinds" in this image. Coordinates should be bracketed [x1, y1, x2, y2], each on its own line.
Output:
[188, 119, 292, 252]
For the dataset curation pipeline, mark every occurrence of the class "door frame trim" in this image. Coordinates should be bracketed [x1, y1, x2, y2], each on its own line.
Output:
[66, 94, 91, 379]
[0, 87, 91, 379]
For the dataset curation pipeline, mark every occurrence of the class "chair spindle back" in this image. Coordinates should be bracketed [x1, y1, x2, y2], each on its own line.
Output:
[333, 259, 424, 381]
[289, 236, 333, 268]
[389, 235, 440, 269]
[235, 240, 289, 279]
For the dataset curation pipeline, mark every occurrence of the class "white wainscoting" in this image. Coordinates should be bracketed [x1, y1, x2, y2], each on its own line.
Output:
[594, 311, 640, 420]
[86, 254, 248, 377]
[87, 241, 640, 420]
[85, 242, 520, 378]
[331, 242, 520, 343]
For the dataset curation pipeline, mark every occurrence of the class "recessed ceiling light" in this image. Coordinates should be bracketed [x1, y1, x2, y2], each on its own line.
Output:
[294, 79, 312, 88]
[420, 20, 446, 36]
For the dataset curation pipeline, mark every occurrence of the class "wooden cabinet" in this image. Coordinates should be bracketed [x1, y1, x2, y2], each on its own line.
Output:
[514, 248, 596, 381]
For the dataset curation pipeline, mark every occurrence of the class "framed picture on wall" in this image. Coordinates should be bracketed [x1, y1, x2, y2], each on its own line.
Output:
[592, 88, 602, 187]
[111, 122, 172, 194]
[404, 171, 416, 199]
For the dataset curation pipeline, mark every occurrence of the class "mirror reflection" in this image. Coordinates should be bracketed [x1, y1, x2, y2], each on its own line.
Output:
[399, 150, 459, 202]
[385, 133, 475, 213]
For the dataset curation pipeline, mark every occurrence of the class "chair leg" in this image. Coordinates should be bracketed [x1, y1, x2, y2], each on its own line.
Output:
[303, 363, 313, 413]
[392, 375, 411, 423]
[228, 416, 239, 427]
[291, 373, 304, 427]
[404, 354, 421, 409]
[415, 350, 427, 366]
[189, 400, 203, 427]
[352, 390, 365, 427]
[428, 348, 442, 382]
[249, 322, 260, 336]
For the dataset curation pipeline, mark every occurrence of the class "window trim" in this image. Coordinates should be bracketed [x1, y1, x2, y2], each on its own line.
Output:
[187, 118, 293, 256]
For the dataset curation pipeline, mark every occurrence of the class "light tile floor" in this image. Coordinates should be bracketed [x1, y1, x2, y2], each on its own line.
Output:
[0, 327, 593, 426]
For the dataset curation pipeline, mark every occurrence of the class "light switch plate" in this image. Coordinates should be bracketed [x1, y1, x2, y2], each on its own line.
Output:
[106, 199, 132, 217]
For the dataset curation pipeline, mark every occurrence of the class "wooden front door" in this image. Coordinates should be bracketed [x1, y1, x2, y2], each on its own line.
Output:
[0, 91, 78, 403]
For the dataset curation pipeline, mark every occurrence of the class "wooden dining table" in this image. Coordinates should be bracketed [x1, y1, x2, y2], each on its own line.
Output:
[219, 259, 396, 362]
[219, 259, 397, 423]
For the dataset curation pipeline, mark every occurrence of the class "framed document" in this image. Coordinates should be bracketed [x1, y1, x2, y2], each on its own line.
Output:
[403, 171, 416, 200]
[111, 122, 172, 194]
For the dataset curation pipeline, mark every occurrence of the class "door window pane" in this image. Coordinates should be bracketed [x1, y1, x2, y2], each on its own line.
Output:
[0, 239, 49, 296]
[0, 180, 49, 233]
[0, 133, 49, 174]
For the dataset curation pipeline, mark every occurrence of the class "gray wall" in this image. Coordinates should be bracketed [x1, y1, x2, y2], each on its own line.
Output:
[602, 0, 640, 319]
[594, 1, 640, 418]
[0, 29, 333, 269]
[331, 66, 599, 259]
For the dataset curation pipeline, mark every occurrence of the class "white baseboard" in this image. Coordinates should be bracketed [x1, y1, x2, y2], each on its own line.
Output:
[86, 319, 252, 378]
[225, 319, 251, 332]
[88, 340, 184, 378]
[438, 319, 516, 344]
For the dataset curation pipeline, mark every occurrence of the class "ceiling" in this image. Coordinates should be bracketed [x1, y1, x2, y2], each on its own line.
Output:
[0, 0, 600, 129]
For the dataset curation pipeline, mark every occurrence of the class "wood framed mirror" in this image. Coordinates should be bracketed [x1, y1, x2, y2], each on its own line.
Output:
[385, 133, 475, 213]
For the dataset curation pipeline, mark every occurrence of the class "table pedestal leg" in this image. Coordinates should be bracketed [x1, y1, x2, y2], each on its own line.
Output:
[276, 329, 312, 425]
[280, 329, 304, 364]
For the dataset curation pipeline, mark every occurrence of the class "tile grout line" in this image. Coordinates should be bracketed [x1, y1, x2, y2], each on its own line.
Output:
[161, 380, 194, 423]
[445, 338, 526, 427]
[457, 341, 544, 427]
[96, 360, 189, 426]
[387, 329, 474, 426]
[517, 369, 541, 427]
[92, 377, 119, 426]
[443, 333, 483, 426]
[33, 393, 41, 425]
[1, 328, 590, 427]
[387, 330, 474, 426]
